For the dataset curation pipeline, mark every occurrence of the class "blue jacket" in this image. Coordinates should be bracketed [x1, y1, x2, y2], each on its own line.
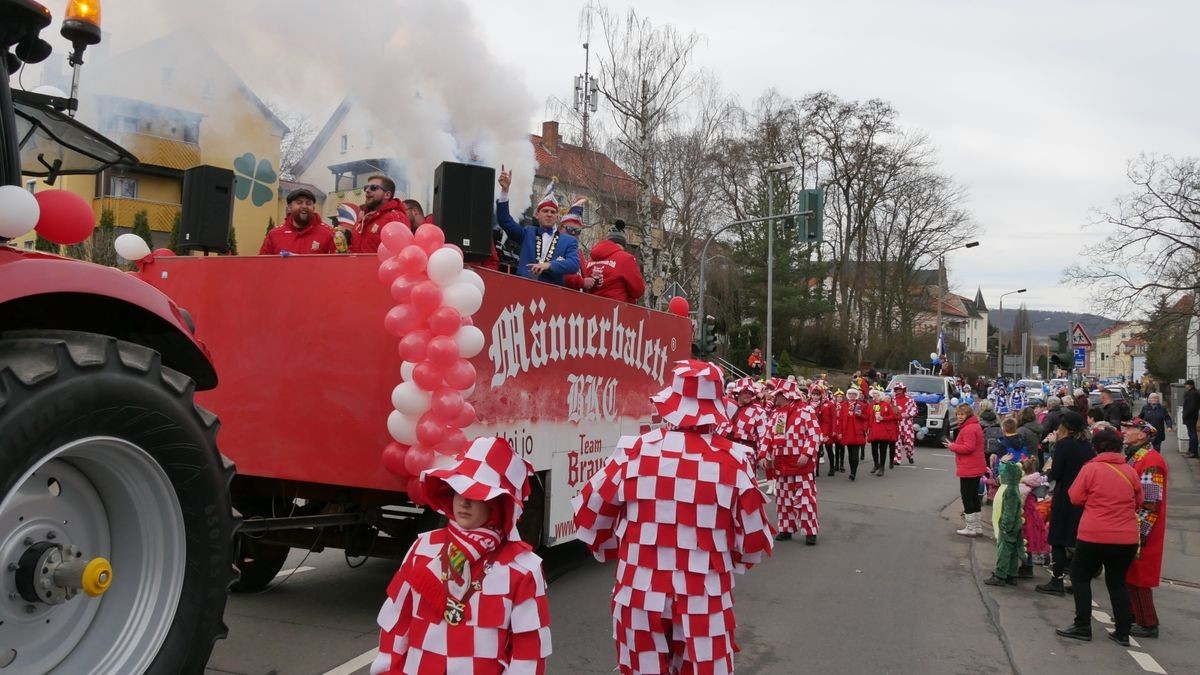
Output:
[496, 198, 581, 286]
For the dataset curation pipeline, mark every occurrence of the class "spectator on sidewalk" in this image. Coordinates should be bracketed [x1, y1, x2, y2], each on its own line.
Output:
[946, 404, 987, 537]
[1121, 418, 1169, 640]
[1138, 393, 1173, 452]
[1182, 379, 1199, 458]
[1036, 411, 1095, 596]
[1100, 389, 1130, 427]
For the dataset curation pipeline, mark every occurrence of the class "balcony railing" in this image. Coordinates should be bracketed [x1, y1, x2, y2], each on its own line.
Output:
[115, 132, 201, 170]
[94, 197, 180, 233]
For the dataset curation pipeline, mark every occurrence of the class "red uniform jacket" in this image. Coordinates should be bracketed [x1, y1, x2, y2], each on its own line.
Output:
[258, 214, 336, 255]
[866, 401, 900, 443]
[583, 240, 645, 303]
[564, 247, 588, 290]
[352, 199, 409, 254]
[837, 400, 870, 446]
[815, 400, 836, 443]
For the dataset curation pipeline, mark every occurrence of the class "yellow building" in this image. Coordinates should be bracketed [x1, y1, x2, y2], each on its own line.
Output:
[1092, 321, 1145, 379]
[19, 31, 286, 253]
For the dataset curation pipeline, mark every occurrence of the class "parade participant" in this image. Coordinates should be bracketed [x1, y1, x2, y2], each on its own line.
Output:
[813, 384, 838, 477]
[352, 175, 410, 254]
[582, 230, 645, 304]
[946, 404, 986, 537]
[1056, 427, 1141, 646]
[1036, 411, 1095, 596]
[403, 199, 425, 228]
[557, 199, 588, 290]
[1138, 393, 1173, 452]
[866, 390, 898, 475]
[961, 384, 976, 407]
[1121, 418, 1168, 640]
[334, 202, 361, 253]
[990, 381, 1010, 415]
[838, 388, 869, 480]
[892, 383, 918, 466]
[572, 360, 773, 675]
[717, 377, 768, 459]
[1010, 383, 1027, 412]
[495, 169, 581, 286]
[259, 188, 336, 255]
[372, 437, 551, 674]
[829, 390, 848, 473]
[763, 379, 821, 543]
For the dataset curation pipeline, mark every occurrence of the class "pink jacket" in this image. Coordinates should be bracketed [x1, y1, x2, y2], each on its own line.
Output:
[947, 415, 986, 477]
[1069, 452, 1142, 545]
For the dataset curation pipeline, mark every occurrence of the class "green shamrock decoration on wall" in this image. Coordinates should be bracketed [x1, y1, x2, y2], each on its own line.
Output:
[233, 153, 277, 207]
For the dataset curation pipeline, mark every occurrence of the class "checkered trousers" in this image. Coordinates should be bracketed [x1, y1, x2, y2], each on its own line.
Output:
[716, 403, 767, 455]
[372, 530, 551, 675]
[775, 475, 819, 535]
[762, 404, 820, 535]
[895, 396, 918, 451]
[571, 429, 774, 674]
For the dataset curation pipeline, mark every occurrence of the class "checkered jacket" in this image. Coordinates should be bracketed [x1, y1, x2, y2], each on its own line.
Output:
[572, 429, 774, 577]
[717, 402, 768, 450]
[373, 529, 551, 675]
[762, 403, 820, 475]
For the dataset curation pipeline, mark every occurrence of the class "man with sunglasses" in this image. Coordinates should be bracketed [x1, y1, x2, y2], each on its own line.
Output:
[350, 175, 410, 254]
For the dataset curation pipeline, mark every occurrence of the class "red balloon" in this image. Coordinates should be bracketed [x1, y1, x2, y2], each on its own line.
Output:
[382, 442, 412, 478]
[435, 428, 468, 456]
[381, 222, 414, 253]
[416, 412, 448, 446]
[410, 280, 443, 316]
[403, 445, 435, 477]
[152, 248, 176, 257]
[412, 360, 445, 391]
[428, 306, 462, 336]
[396, 244, 429, 275]
[405, 477, 427, 505]
[443, 358, 477, 390]
[398, 329, 432, 363]
[384, 304, 423, 337]
[33, 189, 95, 245]
[430, 388, 465, 420]
[668, 296, 689, 317]
[378, 257, 404, 284]
[391, 274, 424, 304]
[376, 243, 395, 262]
[451, 401, 476, 428]
[414, 223, 446, 254]
[427, 335, 459, 364]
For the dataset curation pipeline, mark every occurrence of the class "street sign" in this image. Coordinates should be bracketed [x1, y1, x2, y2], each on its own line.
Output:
[1070, 322, 1092, 348]
[1073, 347, 1086, 369]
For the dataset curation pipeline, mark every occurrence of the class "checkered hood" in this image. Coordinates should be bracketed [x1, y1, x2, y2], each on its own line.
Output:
[420, 437, 534, 541]
[728, 377, 758, 396]
[650, 360, 736, 429]
[771, 379, 804, 401]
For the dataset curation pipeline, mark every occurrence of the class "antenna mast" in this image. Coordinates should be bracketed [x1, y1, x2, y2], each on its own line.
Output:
[573, 2, 599, 150]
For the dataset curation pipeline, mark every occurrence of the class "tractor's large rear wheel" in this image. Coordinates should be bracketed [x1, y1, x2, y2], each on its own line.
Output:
[0, 331, 235, 674]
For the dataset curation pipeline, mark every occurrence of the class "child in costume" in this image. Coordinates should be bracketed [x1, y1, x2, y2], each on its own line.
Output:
[837, 388, 869, 480]
[372, 438, 551, 675]
[573, 360, 774, 675]
[985, 459, 1027, 586]
[1019, 457, 1051, 567]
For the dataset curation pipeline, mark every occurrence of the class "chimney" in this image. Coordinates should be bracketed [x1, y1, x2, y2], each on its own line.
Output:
[542, 120, 559, 154]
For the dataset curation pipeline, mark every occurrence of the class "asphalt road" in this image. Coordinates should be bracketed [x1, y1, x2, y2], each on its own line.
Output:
[207, 439, 1196, 675]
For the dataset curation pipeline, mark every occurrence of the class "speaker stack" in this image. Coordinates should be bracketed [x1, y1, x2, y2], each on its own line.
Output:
[433, 161, 495, 261]
[179, 164, 235, 252]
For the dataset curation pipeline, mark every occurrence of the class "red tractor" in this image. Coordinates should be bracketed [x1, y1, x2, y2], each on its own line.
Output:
[0, 1, 690, 672]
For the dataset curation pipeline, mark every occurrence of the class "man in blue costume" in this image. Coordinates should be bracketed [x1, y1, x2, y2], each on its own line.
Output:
[495, 167, 581, 287]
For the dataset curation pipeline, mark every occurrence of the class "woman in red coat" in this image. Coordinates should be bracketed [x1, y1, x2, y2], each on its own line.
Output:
[837, 388, 870, 480]
[828, 390, 847, 475]
[945, 404, 987, 537]
[866, 390, 899, 477]
[813, 385, 838, 477]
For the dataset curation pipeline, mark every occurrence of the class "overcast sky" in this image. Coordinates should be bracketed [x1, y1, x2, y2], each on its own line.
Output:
[49, 0, 1200, 316]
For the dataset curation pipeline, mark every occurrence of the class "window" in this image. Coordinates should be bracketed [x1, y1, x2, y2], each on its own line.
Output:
[339, 135, 348, 153]
[182, 123, 199, 144]
[26, 179, 36, 193]
[109, 176, 138, 199]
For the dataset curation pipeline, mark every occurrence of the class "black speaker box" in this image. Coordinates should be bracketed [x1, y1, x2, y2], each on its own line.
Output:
[433, 161, 495, 260]
[180, 165, 235, 251]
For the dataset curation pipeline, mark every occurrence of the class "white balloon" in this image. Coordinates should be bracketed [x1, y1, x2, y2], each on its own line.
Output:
[460, 382, 476, 399]
[455, 325, 485, 359]
[427, 248, 464, 286]
[442, 282, 483, 315]
[114, 232, 152, 262]
[456, 269, 485, 294]
[391, 381, 432, 416]
[387, 410, 418, 445]
[400, 361, 416, 382]
[0, 185, 40, 239]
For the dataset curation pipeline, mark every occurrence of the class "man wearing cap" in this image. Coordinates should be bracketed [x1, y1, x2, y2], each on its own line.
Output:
[1183, 379, 1199, 458]
[1121, 418, 1168, 639]
[259, 188, 336, 255]
[573, 360, 773, 675]
[763, 379, 822, 543]
[582, 226, 645, 304]
[351, 174, 410, 254]
[495, 169, 580, 286]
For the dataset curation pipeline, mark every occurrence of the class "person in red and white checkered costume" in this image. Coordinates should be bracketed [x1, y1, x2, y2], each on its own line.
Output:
[572, 360, 774, 675]
[762, 379, 822, 544]
[372, 437, 551, 675]
[716, 377, 768, 458]
[892, 382, 919, 465]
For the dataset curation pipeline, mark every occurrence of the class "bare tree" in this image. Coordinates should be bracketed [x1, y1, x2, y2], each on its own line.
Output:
[268, 101, 318, 180]
[1067, 154, 1200, 322]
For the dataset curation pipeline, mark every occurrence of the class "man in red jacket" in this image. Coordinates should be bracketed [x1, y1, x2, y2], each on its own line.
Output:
[259, 188, 336, 255]
[582, 230, 645, 304]
[351, 175, 409, 254]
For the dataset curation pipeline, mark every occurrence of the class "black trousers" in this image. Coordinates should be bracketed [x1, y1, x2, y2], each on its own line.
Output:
[821, 443, 837, 473]
[1070, 540, 1137, 636]
[1051, 545, 1072, 577]
[959, 476, 982, 514]
[871, 441, 894, 472]
[845, 444, 862, 476]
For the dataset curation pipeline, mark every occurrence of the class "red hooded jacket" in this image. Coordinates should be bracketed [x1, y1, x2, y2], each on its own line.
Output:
[815, 399, 836, 442]
[867, 400, 900, 443]
[837, 398, 870, 446]
[259, 214, 336, 255]
[583, 240, 645, 303]
[351, 198, 409, 254]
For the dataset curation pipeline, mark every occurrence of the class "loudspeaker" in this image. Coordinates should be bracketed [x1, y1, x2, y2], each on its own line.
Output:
[433, 161, 495, 260]
[180, 165, 235, 251]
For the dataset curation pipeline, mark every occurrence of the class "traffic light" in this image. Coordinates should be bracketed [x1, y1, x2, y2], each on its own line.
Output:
[700, 315, 718, 356]
[799, 188, 824, 242]
[1054, 330, 1068, 353]
[1050, 354, 1073, 373]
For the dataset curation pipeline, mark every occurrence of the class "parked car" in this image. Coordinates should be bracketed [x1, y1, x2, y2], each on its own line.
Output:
[1018, 379, 1047, 402]
[886, 374, 962, 443]
[1088, 386, 1128, 408]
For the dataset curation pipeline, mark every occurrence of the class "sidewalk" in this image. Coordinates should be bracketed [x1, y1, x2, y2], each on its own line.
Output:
[942, 432, 1198, 674]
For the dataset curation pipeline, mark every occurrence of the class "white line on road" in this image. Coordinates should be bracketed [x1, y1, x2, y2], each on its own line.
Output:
[1092, 609, 1113, 624]
[322, 648, 378, 675]
[1106, 627, 1141, 648]
[921, 467, 948, 471]
[275, 565, 315, 577]
[930, 453, 954, 457]
[1128, 650, 1167, 674]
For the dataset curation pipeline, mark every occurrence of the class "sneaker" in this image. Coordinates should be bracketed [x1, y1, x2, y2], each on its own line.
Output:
[1055, 624, 1092, 641]
[1128, 624, 1158, 639]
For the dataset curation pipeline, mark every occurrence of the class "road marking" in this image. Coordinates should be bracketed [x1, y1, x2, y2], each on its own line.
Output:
[322, 648, 378, 675]
[1092, 610, 1113, 624]
[922, 467, 948, 471]
[1106, 628, 1141, 648]
[1092, 600, 1099, 607]
[1127, 650, 1167, 674]
[275, 566, 315, 577]
[931, 453, 954, 457]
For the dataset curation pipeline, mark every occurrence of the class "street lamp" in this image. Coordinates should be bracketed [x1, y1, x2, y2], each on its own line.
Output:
[997, 288, 1027, 378]
[764, 162, 794, 378]
[934, 241, 980, 370]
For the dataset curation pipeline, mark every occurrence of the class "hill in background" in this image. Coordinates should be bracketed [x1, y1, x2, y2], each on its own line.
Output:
[990, 309, 1116, 338]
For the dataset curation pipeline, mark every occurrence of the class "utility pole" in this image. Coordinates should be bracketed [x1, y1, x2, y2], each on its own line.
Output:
[574, 1, 599, 150]
[764, 162, 794, 379]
